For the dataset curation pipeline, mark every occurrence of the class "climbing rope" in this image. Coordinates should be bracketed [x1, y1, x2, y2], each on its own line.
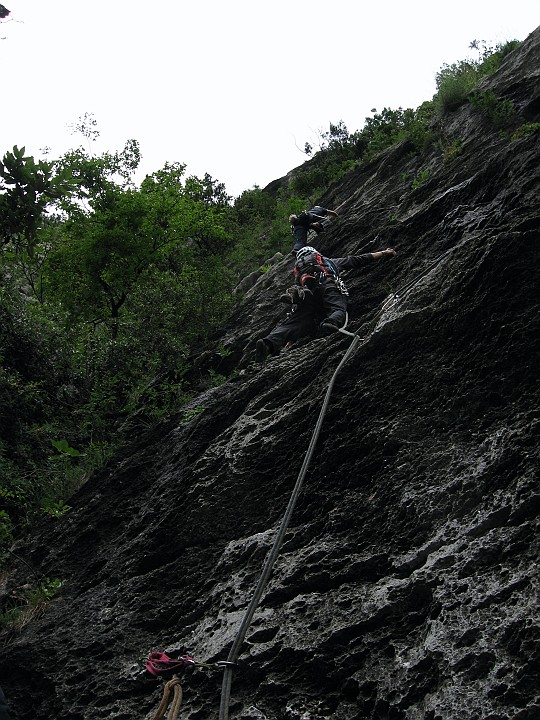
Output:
[218, 329, 362, 720]
[218, 242, 459, 719]
[149, 675, 183, 720]
[337, 311, 355, 337]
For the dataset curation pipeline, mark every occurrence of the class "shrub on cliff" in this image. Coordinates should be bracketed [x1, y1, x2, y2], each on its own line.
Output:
[434, 39, 521, 113]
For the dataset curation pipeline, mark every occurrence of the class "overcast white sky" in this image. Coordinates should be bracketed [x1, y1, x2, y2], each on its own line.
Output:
[1, 1, 538, 198]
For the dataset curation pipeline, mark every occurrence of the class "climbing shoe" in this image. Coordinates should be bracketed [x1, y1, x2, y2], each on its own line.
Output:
[319, 320, 340, 336]
[255, 339, 270, 363]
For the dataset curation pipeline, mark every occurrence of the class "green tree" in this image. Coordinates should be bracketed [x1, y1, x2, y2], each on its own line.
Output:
[141, 163, 233, 255]
[0, 147, 76, 301]
[0, 146, 75, 254]
[43, 155, 233, 339]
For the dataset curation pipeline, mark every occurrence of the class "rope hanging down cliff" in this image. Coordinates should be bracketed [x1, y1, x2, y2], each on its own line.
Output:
[218, 243, 458, 720]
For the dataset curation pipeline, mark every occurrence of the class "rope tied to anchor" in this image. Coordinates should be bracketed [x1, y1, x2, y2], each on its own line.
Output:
[149, 674, 183, 720]
[145, 651, 236, 719]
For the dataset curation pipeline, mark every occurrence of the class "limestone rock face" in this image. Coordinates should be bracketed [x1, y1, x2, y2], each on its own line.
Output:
[1, 27, 540, 720]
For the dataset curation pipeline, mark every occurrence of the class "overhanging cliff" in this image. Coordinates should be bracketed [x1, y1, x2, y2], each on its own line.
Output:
[1, 26, 539, 720]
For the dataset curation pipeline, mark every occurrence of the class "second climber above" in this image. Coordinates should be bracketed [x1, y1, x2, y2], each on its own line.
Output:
[289, 205, 338, 252]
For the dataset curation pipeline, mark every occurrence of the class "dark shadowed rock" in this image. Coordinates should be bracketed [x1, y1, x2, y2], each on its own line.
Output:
[1, 25, 539, 720]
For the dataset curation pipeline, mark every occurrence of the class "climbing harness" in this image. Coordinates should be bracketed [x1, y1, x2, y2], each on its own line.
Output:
[294, 248, 349, 296]
[295, 248, 338, 280]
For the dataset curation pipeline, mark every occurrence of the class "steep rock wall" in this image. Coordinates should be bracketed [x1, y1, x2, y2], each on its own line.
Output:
[1, 26, 539, 720]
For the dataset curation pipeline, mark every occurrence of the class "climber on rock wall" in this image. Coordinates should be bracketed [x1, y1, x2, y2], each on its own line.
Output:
[255, 245, 396, 362]
[289, 206, 339, 251]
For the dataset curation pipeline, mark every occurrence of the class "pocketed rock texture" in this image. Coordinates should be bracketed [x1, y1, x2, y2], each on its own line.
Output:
[1, 27, 540, 720]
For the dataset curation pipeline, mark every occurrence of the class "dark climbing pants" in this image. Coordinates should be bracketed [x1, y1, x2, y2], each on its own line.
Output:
[265, 285, 348, 354]
[320, 283, 348, 327]
[292, 226, 308, 251]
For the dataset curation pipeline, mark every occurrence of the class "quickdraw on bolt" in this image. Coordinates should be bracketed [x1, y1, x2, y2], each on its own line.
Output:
[146, 651, 236, 678]
[146, 651, 196, 678]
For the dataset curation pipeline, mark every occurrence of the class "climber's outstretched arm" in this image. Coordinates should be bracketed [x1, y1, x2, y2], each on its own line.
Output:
[370, 248, 396, 260]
